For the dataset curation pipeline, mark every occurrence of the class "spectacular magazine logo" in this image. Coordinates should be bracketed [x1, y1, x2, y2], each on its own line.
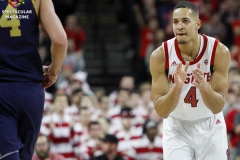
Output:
[8, 0, 25, 8]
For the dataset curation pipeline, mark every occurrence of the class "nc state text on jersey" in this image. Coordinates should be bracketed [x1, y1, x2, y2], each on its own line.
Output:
[169, 72, 211, 84]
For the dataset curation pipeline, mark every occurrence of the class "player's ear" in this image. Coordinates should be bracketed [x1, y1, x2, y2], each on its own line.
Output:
[196, 19, 201, 30]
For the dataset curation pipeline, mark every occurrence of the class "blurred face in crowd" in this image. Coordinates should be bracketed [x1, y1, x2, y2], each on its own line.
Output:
[98, 118, 110, 134]
[65, 15, 77, 30]
[148, 18, 159, 32]
[99, 96, 110, 111]
[146, 127, 157, 141]
[117, 90, 130, 106]
[61, 64, 73, 80]
[128, 92, 141, 108]
[89, 123, 102, 139]
[122, 116, 133, 130]
[155, 29, 165, 43]
[80, 109, 91, 126]
[119, 76, 135, 90]
[226, 91, 238, 107]
[143, 0, 155, 6]
[101, 142, 116, 154]
[141, 89, 152, 106]
[71, 90, 83, 106]
[173, 8, 201, 44]
[79, 96, 94, 109]
[53, 94, 69, 113]
[35, 136, 50, 159]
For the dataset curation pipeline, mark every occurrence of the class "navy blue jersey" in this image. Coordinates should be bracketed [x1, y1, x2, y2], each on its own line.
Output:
[0, 0, 43, 82]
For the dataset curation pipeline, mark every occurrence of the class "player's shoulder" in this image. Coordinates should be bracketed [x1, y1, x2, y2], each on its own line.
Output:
[216, 41, 230, 56]
[213, 41, 231, 67]
[150, 45, 165, 63]
[214, 41, 231, 69]
[206, 34, 230, 57]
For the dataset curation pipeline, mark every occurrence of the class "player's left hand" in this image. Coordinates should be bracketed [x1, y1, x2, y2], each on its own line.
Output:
[41, 65, 60, 89]
[192, 63, 207, 89]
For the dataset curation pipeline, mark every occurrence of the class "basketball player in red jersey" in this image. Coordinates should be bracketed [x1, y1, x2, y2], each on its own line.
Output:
[0, 0, 67, 159]
[150, 1, 230, 160]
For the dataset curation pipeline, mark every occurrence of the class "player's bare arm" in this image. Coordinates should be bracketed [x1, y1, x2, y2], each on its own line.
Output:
[150, 46, 189, 118]
[192, 42, 230, 114]
[37, 0, 67, 88]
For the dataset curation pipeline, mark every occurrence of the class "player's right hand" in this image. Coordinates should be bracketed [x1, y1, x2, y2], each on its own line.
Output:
[173, 61, 189, 89]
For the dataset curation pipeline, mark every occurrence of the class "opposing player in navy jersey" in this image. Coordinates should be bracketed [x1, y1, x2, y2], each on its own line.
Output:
[150, 1, 230, 160]
[0, 0, 67, 159]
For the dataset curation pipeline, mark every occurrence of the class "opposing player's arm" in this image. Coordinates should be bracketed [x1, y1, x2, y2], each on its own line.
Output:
[39, 0, 67, 75]
[150, 46, 182, 118]
[199, 42, 230, 114]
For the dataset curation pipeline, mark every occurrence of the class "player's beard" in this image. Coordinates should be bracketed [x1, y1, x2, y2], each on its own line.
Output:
[178, 40, 187, 44]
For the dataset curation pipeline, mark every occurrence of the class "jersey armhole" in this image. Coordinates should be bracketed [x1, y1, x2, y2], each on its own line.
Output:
[163, 41, 169, 76]
[31, 0, 38, 16]
[210, 39, 219, 73]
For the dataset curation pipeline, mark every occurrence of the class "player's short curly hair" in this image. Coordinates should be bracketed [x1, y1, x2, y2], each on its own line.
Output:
[174, 1, 199, 19]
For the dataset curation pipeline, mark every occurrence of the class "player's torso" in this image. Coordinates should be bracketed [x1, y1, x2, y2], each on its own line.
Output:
[164, 34, 218, 121]
[0, 0, 43, 82]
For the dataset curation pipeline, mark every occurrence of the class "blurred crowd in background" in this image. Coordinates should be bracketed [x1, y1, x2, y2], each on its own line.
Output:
[34, 0, 240, 160]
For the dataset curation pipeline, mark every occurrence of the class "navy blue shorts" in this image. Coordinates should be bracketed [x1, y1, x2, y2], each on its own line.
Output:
[0, 82, 44, 160]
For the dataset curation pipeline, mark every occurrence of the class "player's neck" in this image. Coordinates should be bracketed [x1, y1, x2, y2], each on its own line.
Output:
[178, 34, 201, 61]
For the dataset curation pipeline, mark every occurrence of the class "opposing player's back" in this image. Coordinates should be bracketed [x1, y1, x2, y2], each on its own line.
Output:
[0, 0, 43, 82]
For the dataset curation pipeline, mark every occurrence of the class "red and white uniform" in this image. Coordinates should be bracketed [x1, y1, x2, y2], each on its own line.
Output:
[128, 135, 163, 160]
[162, 34, 228, 160]
[164, 34, 217, 121]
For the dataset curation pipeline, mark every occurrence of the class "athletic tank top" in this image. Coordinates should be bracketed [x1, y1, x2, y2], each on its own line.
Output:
[0, 0, 43, 82]
[163, 34, 219, 121]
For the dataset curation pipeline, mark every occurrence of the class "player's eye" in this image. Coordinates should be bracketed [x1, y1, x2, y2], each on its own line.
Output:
[173, 21, 178, 24]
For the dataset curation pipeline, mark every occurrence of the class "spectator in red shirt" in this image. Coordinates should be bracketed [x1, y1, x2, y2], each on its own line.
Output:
[64, 14, 86, 52]
[32, 135, 65, 160]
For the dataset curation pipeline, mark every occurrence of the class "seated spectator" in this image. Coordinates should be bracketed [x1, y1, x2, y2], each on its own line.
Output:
[90, 134, 124, 160]
[32, 135, 65, 160]
[40, 93, 76, 160]
[109, 75, 135, 108]
[76, 121, 104, 160]
[108, 88, 131, 126]
[128, 119, 163, 160]
[115, 107, 142, 159]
